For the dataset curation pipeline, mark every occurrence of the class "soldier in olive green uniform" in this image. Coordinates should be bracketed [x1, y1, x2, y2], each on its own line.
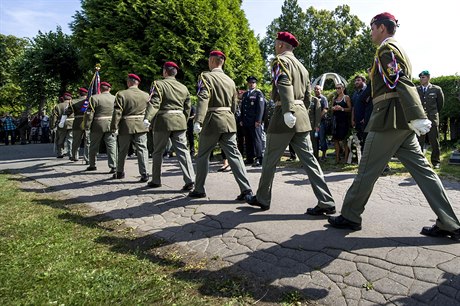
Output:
[53, 93, 74, 159]
[143, 62, 195, 190]
[328, 13, 460, 240]
[110, 73, 149, 182]
[188, 50, 252, 199]
[84, 81, 117, 173]
[65, 87, 90, 163]
[417, 70, 444, 169]
[245, 32, 335, 212]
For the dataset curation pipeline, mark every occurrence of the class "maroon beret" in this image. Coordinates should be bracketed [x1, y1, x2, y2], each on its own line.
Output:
[79, 87, 88, 93]
[210, 50, 226, 60]
[128, 73, 141, 82]
[276, 31, 299, 48]
[100, 81, 112, 87]
[164, 61, 179, 69]
[370, 12, 398, 26]
[63, 92, 72, 98]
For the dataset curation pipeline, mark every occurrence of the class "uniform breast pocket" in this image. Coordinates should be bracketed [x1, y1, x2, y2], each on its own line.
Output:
[370, 101, 393, 130]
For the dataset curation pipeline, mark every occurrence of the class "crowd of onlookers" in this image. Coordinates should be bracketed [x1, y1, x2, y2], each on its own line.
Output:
[0, 111, 51, 145]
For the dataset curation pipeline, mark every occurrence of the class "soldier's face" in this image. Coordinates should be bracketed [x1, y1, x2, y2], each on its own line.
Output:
[274, 40, 282, 55]
[420, 75, 430, 86]
[370, 24, 384, 44]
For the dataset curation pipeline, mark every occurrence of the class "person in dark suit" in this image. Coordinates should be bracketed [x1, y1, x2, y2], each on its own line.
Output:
[240, 76, 266, 167]
[417, 70, 444, 169]
[328, 12, 460, 240]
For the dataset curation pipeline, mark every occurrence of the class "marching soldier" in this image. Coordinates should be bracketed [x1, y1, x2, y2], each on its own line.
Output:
[143, 61, 195, 190]
[188, 50, 253, 199]
[65, 87, 90, 163]
[245, 31, 335, 212]
[240, 76, 266, 167]
[417, 70, 444, 169]
[110, 73, 150, 182]
[53, 93, 74, 159]
[327, 13, 460, 240]
[84, 81, 117, 173]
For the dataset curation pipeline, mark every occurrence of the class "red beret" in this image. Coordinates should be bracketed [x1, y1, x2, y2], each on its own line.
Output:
[210, 50, 226, 60]
[63, 92, 72, 98]
[276, 31, 299, 48]
[100, 81, 111, 87]
[79, 87, 88, 93]
[370, 12, 398, 26]
[164, 61, 179, 69]
[128, 73, 141, 82]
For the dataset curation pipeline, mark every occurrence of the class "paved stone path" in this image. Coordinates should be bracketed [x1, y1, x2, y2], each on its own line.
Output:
[1, 143, 459, 305]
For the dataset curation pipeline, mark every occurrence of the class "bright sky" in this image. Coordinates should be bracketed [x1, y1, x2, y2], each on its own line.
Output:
[1, 0, 457, 77]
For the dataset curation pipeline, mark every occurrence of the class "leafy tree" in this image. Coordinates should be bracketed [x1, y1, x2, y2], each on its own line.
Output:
[71, 0, 265, 93]
[16, 28, 83, 112]
[0, 34, 28, 113]
[261, 2, 375, 84]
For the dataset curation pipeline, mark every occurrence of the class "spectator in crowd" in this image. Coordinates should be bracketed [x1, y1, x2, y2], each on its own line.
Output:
[308, 95, 322, 159]
[331, 83, 352, 164]
[1, 112, 17, 145]
[417, 70, 444, 169]
[351, 75, 368, 147]
[314, 85, 330, 161]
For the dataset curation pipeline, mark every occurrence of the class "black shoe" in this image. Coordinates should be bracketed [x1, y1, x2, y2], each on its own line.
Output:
[236, 189, 253, 201]
[147, 181, 162, 188]
[108, 168, 116, 174]
[306, 205, 336, 216]
[139, 174, 149, 183]
[328, 215, 362, 231]
[112, 172, 125, 179]
[420, 224, 460, 241]
[381, 165, 391, 176]
[57, 155, 64, 159]
[85, 166, 97, 171]
[188, 190, 207, 198]
[181, 182, 194, 191]
[245, 195, 270, 211]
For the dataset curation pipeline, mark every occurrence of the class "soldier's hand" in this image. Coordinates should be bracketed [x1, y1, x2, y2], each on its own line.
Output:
[409, 118, 431, 136]
[143, 119, 151, 129]
[283, 112, 296, 129]
[193, 122, 202, 134]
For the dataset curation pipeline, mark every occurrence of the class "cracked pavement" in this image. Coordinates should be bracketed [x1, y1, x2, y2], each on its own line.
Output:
[1, 143, 459, 305]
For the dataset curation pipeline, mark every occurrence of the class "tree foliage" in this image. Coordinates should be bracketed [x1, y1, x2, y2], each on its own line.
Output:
[0, 34, 28, 113]
[71, 0, 265, 92]
[261, 1, 375, 83]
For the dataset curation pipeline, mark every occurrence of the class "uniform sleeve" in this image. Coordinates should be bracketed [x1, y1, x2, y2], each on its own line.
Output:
[183, 92, 191, 121]
[436, 86, 444, 112]
[378, 45, 426, 121]
[272, 57, 295, 114]
[195, 73, 210, 124]
[145, 81, 161, 122]
[255, 90, 265, 122]
[110, 92, 123, 131]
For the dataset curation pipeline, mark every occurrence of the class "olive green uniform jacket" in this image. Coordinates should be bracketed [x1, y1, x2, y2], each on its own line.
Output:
[340, 37, 460, 231]
[111, 87, 149, 135]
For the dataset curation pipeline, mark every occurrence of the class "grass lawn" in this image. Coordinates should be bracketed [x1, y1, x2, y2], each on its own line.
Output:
[0, 173, 276, 306]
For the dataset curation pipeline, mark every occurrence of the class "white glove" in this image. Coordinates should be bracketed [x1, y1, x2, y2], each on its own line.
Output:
[143, 119, 151, 128]
[193, 122, 202, 134]
[408, 118, 432, 136]
[58, 115, 67, 128]
[283, 112, 296, 128]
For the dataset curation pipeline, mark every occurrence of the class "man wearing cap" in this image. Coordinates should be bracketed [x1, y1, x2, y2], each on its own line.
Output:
[417, 70, 444, 169]
[110, 73, 150, 182]
[188, 50, 253, 199]
[84, 82, 117, 173]
[143, 61, 195, 190]
[53, 93, 74, 159]
[240, 76, 266, 167]
[65, 87, 90, 163]
[328, 13, 460, 240]
[245, 32, 335, 213]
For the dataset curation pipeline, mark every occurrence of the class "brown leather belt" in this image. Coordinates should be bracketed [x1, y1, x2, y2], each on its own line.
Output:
[373, 92, 399, 104]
